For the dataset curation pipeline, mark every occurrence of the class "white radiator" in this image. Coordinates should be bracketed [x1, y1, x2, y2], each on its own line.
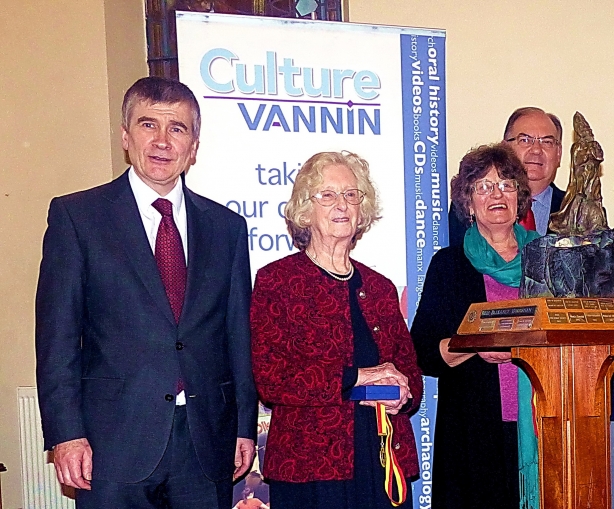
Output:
[17, 387, 75, 509]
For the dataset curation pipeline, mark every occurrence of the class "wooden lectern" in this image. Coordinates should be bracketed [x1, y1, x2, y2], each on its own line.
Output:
[449, 297, 614, 509]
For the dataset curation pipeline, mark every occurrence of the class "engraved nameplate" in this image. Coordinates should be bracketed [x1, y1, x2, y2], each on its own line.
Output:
[458, 297, 614, 334]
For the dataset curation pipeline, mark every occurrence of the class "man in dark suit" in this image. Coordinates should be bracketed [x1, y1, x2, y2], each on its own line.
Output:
[449, 107, 565, 246]
[35, 77, 257, 508]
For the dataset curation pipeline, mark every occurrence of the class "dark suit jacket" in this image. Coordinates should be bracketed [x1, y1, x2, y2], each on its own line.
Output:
[448, 182, 565, 247]
[35, 170, 257, 483]
[250, 252, 422, 482]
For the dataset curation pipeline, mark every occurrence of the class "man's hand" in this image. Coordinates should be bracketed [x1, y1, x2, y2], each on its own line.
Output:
[53, 438, 93, 490]
[233, 438, 255, 480]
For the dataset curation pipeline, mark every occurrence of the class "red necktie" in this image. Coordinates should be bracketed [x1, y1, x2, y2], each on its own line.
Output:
[152, 198, 186, 323]
[519, 206, 536, 231]
[153, 198, 186, 395]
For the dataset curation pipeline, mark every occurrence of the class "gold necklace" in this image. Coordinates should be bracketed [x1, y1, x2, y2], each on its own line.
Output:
[305, 250, 354, 282]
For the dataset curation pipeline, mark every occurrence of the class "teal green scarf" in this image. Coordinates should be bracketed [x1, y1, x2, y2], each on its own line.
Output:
[518, 370, 539, 509]
[464, 222, 541, 509]
[463, 223, 540, 287]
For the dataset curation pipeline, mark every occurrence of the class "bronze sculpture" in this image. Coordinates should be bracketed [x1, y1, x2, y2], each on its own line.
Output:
[522, 112, 614, 298]
[549, 111, 608, 236]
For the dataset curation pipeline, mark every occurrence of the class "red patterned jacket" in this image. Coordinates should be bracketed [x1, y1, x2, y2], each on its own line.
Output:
[250, 251, 422, 482]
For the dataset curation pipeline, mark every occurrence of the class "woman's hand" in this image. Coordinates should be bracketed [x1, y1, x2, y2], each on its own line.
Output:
[440, 338, 511, 366]
[356, 362, 411, 415]
[477, 351, 512, 364]
[440, 338, 476, 367]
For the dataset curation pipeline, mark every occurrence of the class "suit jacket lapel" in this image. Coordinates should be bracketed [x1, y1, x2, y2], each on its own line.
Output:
[102, 172, 176, 325]
[181, 187, 213, 322]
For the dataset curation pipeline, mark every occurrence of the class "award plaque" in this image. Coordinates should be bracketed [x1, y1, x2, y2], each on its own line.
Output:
[449, 297, 614, 509]
[456, 296, 614, 336]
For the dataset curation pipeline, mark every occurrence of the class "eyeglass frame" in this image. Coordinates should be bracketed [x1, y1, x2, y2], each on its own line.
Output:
[471, 179, 519, 195]
[505, 133, 561, 150]
[311, 188, 366, 206]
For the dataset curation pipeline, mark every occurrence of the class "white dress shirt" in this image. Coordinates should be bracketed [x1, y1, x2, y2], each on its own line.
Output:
[128, 167, 188, 405]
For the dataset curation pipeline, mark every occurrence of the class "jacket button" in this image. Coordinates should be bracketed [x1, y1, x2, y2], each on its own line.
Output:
[176, 342, 184, 350]
[358, 290, 366, 299]
[165, 394, 174, 402]
[394, 443, 400, 450]
[373, 325, 380, 333]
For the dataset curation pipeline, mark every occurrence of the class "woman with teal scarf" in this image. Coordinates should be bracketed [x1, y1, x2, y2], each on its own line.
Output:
[411, 143, 541, 509]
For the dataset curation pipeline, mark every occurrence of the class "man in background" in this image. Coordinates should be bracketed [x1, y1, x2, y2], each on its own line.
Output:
[36, 76, 257, 508]
[449, 106, 564, 245]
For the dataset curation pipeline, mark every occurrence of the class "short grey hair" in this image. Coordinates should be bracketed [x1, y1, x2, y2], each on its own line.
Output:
[122, 76, 201, 139]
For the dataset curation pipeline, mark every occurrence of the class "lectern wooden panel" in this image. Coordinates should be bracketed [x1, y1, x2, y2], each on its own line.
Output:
[449, 297, 614, 509]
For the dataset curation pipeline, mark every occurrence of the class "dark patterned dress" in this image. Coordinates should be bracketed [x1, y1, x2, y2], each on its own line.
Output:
[270, 269, 414, 509]
[250, 252, 422, 500]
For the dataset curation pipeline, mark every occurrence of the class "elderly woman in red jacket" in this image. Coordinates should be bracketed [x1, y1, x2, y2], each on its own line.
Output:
[251, 151, 422, 509]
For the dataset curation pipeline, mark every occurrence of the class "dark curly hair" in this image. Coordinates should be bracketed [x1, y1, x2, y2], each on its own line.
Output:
[451, 143, 532, 226]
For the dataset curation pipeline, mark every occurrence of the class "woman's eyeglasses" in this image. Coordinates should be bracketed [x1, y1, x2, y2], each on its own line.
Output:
[472, 179, 518, 195]
[312, 189, 365, 206]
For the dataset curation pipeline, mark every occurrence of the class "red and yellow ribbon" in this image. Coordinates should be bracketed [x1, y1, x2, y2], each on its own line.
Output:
[376, 403, 407, 506]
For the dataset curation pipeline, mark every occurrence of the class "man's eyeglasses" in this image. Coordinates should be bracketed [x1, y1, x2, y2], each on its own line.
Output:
[505, 134, 560, 150]
[312, 189, 365, 206]
[472, 179, 518, 195]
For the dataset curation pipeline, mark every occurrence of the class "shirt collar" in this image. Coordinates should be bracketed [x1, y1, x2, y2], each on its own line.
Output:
[128, 167, 184, 217]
